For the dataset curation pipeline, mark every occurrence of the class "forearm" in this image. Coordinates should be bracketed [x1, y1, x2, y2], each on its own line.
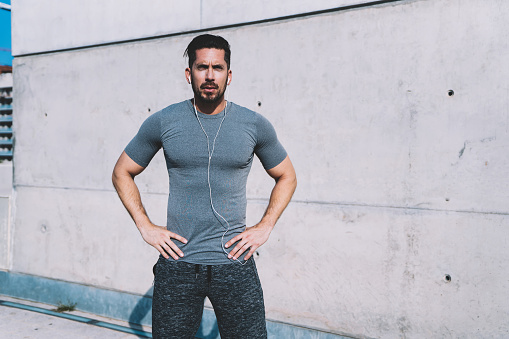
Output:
[259, 171, 297, 229]
[225, 161, 296, 260]
[112, 170, 152, 231]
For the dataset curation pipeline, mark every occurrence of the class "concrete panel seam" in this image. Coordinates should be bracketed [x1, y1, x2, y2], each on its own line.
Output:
[249, 198, 509, 216]
[15, 183, 128, 194]
[14, 184, 509, 216]
[13, 0, 408, 58]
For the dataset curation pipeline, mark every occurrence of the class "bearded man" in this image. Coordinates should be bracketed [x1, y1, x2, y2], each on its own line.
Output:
[112, 34, 297, 339]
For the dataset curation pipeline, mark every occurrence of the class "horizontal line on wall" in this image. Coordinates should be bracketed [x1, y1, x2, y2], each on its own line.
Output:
[14, 183, 169, 197]
[15, 184, 509, 216]
[249, 198, 509, 216]
[15, 184, 125, 194]
[14, 0, 406, 58]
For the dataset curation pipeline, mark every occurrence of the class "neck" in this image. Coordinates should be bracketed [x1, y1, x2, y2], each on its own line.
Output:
[193, 97, 227, 115]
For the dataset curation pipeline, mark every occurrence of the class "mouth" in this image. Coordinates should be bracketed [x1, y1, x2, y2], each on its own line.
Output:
[201, 83, 218, 92]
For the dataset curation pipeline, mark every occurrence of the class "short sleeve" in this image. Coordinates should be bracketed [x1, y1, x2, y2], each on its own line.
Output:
[124, 112, 162, 167]
[254, 114, 287, 170]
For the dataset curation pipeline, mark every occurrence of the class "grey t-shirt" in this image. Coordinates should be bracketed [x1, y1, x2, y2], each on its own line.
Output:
[125, 99, 287, 264]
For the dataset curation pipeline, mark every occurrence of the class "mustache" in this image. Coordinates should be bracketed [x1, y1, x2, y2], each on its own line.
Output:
[200, 82, 218, 89]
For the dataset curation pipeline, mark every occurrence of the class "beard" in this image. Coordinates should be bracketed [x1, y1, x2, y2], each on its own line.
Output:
[191, 77, 228, 104]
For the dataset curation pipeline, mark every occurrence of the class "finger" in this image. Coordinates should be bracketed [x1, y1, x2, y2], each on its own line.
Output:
[168, 232, 188, 244]
[160, 241, 181, 260]
[243, 247, 258, 261]
[231, 242, 252, 260]
[156, 244, 170, 259]
[166, 239, 185, 258]
[225, 234, 242, 248]
[228, 239, 247, 258]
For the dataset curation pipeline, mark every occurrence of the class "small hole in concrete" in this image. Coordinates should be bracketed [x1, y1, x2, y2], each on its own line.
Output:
[445, 198, 450, 202]
[444, 274, 452, 283]
[448, 90, 454, 96]
[257, 101, 262, 107]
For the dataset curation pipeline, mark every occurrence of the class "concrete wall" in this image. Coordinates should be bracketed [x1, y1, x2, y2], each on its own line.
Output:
[7, 0, 509, 338]
[12, 0, 376, 55]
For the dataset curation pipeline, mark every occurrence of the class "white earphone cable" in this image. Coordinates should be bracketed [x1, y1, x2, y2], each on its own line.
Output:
[192, 90, 248, 265]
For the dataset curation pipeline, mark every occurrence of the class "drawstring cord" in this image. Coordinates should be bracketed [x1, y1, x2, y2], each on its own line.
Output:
[195, 264, 212, 284]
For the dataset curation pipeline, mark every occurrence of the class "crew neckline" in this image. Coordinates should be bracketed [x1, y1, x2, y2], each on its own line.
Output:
[187, 99, 229, 119]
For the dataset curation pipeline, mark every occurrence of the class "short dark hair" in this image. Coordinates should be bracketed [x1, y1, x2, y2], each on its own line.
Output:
[184, 34, 231, 70]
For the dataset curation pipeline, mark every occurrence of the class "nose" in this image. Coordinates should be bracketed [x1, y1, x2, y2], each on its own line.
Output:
[205, 66, 214, 81]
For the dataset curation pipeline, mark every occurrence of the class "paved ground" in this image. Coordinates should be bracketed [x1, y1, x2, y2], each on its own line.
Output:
[0, 296, 152, 339]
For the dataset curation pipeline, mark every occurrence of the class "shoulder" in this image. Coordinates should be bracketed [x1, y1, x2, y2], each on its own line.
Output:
[137, 100, 191, 134]
[152, 100, 195, 130]
[159, 100, 192, 117]
[229, 102, 278, 135]
[229, 102, 269, 125]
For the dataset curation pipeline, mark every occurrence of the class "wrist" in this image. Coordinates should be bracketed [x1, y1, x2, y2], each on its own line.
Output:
[257, 218, 276, 231]
[136, 220, 154, 233]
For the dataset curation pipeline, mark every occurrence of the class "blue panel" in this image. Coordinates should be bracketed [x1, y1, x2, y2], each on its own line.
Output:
[0, 271, 153, 326]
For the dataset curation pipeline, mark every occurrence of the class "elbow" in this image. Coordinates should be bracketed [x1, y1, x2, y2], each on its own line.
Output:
[112, 165, 137, 190]
[290, 172, 297, 192]
[279, 170, 297, 192]
[112, 164, 126, 189]
[112, 168, 120, 189]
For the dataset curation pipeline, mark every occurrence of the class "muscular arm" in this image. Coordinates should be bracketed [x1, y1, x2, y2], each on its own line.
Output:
[225, 155, 297, 260]
[112, 151, 187, 259]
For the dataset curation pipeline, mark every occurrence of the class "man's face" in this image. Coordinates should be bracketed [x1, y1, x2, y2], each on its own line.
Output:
[186, 48, 231, 104]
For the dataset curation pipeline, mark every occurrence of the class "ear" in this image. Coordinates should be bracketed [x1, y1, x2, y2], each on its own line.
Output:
[185, 68, 191, 84]
[227, 69, 232, 85]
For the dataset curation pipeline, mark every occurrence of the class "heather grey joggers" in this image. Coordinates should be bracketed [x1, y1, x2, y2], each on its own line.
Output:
[152, 256, 267, 339]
